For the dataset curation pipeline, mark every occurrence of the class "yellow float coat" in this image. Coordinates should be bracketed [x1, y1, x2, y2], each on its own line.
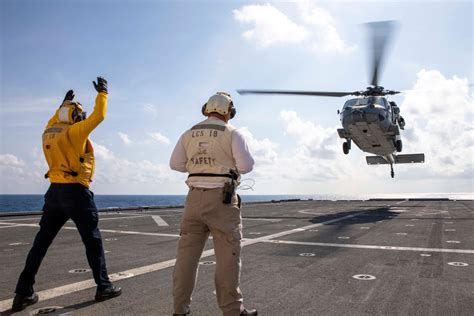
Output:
[42, 92, 107, 188]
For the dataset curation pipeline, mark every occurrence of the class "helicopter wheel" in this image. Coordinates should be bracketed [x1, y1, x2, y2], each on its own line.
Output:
[395, 140, 402, 152]
[343, 142, 350, 154]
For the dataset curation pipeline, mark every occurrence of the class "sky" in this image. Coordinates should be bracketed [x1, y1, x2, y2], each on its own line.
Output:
[1, 0, 473, 196]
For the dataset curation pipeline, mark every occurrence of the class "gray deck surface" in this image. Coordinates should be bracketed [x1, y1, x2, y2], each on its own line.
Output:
[0, 199, 473, 315]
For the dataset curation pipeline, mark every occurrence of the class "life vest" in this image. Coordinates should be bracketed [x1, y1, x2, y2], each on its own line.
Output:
[182, 118, 237, 186]
[42, 123, 95, 188]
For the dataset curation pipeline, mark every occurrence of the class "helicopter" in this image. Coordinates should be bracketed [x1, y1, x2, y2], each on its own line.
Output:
[237, 21, 425, 178]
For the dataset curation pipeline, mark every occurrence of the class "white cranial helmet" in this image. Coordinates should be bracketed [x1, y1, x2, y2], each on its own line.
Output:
[202, 92, 235, 118]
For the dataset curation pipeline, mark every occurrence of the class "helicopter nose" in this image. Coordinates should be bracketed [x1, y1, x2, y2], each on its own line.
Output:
[350, 110, 365, 122]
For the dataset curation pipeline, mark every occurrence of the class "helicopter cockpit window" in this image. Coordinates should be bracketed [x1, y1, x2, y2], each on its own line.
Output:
[343, 99, 358, 109]
[355, 96, 386, 107]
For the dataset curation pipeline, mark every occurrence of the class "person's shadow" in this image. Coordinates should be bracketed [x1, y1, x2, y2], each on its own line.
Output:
[1, 299, 97, 315]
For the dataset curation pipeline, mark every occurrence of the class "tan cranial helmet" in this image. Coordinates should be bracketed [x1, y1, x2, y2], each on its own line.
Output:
[58, 101, 86, 124]
[202, 92, 236, 118]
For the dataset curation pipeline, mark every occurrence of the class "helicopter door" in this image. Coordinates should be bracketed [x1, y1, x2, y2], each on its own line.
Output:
[389, 101, 398, 124]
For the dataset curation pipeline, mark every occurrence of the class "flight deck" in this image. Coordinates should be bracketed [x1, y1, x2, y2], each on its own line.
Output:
[0, 199, 473, 315]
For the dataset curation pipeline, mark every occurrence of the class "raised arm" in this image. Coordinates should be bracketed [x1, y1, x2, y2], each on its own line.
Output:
[69, 77, 108, 144]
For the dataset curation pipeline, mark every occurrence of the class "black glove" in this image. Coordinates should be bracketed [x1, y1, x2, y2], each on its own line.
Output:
[62, 90, 75, 102]
[93, 77, 108, 93]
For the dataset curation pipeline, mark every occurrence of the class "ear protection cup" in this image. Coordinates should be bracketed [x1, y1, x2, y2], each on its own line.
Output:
[202, 103, 207, 116]
[71, 104, 86, 123]
[229, 102, 236, 119]
[72, 107, 80, 122]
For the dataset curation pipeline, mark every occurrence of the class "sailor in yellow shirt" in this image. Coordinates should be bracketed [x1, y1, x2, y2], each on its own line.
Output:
[12, 77, 122, 312]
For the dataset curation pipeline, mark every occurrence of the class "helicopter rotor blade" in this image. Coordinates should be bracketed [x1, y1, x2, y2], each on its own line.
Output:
[368, 20, 397, 87]
[237, 89, 355, 97]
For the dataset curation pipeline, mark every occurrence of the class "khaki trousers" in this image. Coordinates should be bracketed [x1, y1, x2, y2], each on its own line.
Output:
[173, 187, 243, 316]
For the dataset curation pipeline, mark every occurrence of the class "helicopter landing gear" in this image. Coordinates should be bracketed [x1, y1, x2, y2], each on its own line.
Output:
[395, 140, 402, 152]
[343, 139, 351, 155]
[390, 164, 395, 178]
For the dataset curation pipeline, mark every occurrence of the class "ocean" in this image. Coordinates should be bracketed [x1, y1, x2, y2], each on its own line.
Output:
[0, 194, 330, 213]
[1, 193, 472, 214]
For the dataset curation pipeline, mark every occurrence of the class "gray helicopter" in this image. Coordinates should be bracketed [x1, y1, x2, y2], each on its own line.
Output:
[238, 21, 424, 178]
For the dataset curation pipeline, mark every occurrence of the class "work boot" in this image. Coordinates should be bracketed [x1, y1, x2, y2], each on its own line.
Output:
[172, 313, 190, 316]
[241, 308, 258, 316]
[95, 285, 122, 302]
[11, 292, 39, 312]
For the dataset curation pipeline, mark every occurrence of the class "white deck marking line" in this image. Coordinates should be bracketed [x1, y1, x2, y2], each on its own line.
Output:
[0, 214, 152, 223]
[262, 239, 474, 254]
[395, 199, 408, 205]
[0, 222, 180, 238]
[0, 223, 39, 228]
[152, 215, 169, 226]
[0, 209, 184, 223]
[0, 211, 359, 312]
[0, 217, 41, 222]
[0, 213, 154, 225]
[93, 228, 179, 238]
[66, 215, 151, 223]
[298, 209, 325, 215]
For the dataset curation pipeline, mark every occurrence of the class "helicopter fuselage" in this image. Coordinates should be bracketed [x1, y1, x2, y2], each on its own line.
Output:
[337, 96, 400, 156]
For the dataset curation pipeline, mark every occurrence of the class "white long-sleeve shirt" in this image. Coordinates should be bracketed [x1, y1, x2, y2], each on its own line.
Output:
[170, 118, 254, 188]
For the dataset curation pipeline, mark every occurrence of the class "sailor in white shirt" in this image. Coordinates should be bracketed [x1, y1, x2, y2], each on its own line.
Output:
[169, 92, 257, 316]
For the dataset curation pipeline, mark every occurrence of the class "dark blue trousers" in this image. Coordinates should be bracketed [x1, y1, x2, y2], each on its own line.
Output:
[15, 183, 112, 296]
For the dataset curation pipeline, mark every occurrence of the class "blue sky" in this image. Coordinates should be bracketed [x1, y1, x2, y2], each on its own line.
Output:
[1, 0, 473, 196]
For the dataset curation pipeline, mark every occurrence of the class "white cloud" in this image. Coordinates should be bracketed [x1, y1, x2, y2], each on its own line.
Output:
[233, 4, 309, 47]
[93, 143, 179, 187]
[0, 153, 46, 193]
[280, 110, 339, 159]
[400, 69, 473, 178]
[0, 153, 26, 167]
[238, 126, 279, 165]
[296, 0, 355, 53]
[274, 110, 357, 180]
[94, 143, 115, 161]
[148, 132, 170, 145]
[238, 114, 353, 182]
[233, 2, 354, 53]
[0, 154, 30, 188]
[118, 132, 132, 145]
